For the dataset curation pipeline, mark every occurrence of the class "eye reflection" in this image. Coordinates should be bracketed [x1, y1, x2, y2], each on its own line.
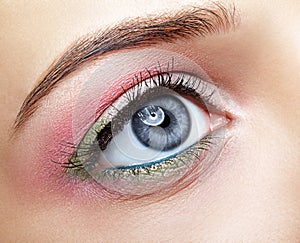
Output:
[63, 71, 228, 196]
[136, 105, 165, 127]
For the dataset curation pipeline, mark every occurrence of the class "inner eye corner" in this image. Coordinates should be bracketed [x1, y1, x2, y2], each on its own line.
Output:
[224, 110, 236, 125]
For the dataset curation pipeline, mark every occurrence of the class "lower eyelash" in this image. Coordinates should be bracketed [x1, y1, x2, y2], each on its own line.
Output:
[54, 131, 216, 183]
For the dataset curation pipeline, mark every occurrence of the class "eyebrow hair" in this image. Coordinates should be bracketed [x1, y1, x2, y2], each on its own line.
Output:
[14, 3, 238, 132]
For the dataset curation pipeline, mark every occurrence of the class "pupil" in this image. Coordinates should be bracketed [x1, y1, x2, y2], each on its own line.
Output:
[160, 113, 170, 128]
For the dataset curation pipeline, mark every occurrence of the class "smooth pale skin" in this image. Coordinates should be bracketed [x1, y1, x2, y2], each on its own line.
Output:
[0, 0, 300, 242]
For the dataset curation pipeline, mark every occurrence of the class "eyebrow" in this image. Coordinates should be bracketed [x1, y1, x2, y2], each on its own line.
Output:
[14, 3, 238, 132]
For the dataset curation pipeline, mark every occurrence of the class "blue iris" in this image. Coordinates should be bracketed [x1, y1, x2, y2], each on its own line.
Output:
[131, 95, 190, 151]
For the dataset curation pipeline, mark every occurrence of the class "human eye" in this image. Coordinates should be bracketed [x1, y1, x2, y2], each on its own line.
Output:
[55, 51, 231, 197]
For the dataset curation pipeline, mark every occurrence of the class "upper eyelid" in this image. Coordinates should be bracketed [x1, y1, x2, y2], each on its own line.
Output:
[13, 2, 239, 134]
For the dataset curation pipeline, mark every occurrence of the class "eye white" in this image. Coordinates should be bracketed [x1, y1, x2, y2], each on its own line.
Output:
[98, 94, 210, 168]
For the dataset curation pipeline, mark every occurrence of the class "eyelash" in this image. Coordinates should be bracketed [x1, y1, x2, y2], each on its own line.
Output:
[52, 63, 227, 197]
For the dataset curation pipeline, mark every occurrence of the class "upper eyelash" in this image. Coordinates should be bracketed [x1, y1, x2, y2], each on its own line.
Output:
[128, 69, 214, 104]
[109, 71, 214, 132]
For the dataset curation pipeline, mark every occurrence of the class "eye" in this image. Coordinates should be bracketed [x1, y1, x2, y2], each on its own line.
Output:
[61, 72, 229, 196]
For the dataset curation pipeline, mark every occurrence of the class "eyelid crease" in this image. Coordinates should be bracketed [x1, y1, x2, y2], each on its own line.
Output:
[13, 2, 239, 133]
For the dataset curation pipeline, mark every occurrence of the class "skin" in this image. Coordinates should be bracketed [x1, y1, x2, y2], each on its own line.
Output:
[0, 0, 299, 242]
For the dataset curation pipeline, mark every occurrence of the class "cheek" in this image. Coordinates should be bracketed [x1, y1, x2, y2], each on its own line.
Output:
[218, 102, 300, 237]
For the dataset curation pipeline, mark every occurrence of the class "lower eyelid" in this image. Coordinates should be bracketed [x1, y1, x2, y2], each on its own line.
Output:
[56, 129, 227, 203]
